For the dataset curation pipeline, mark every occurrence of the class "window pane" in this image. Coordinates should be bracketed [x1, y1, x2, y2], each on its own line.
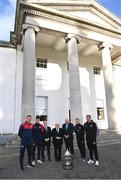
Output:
[36, 58, 48, 68]
[67, 61, 69, 71]
[36, 97, 48, 109]
[93, 67, 101, 75]
[97, 107, 104, 120]
[44, 64, 47, 68]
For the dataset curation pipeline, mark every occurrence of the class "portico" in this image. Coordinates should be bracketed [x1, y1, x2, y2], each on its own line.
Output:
[1, 0, 121, 133]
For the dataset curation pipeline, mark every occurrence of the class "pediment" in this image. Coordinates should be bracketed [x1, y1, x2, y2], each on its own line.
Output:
[28, 0, 121, 32]
[60, 10, 121, 31]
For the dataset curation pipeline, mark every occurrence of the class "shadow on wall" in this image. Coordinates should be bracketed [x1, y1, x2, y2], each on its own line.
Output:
[104, 75, 119, 130]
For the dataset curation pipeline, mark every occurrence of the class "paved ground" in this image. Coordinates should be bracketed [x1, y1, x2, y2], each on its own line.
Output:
[0, 142, 121, 179]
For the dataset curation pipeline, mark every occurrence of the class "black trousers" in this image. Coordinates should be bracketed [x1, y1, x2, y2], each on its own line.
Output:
[77, 139, 86, 158]
[19, 144, 32, 169]
[64, 138, 74, 154]
[32, 142, 44, 161]
[54, 143, 62, 160]
[43, 141, 51, 160]
[87, 140, 99, 161]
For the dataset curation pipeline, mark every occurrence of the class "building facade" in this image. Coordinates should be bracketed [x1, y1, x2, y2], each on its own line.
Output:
[0, 0, 121, 133]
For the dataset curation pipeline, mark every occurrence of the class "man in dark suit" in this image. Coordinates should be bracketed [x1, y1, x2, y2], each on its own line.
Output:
[43, 120, 52, 161]
[62, 118, 74, 154]
[52, 123, 63, 161]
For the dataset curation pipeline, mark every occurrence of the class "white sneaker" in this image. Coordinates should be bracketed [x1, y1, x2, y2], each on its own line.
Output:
[27, 164, 35, 168]
[95, 161, 99, 166]
[32, 161, 35, 166]
[79, 158, 85, 162]
[87, 159, 94, 164]
[82, 159, 86, 163]
[37, 160, 43, 164]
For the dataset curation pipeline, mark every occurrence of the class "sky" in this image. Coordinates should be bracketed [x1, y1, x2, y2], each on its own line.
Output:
[0, 0, 121, 41]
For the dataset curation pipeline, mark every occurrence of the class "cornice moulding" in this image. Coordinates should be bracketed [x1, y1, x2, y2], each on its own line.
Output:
[23, 6, 121, 35]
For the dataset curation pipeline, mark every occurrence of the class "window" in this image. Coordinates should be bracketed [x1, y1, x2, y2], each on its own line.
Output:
[36, 58, 47, 68]
[67, 61, 69, 71]
[40, 115, 47, 121]
[93, 67, 101, 75]
[69, 110, 71, 121]
[36, 96, 48, 116]
[97, 107, 104, 120]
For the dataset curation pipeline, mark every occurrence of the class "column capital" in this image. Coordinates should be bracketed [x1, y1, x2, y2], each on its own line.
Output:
[65, 34, 81, 44]
[98, 42, 113, 51]
[22, 24, 40, 35]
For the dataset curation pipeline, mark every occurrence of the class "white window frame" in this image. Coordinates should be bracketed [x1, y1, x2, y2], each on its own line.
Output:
[36, 96, 48, 116]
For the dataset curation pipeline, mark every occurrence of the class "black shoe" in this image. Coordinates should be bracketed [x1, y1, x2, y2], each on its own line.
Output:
[42, 159, 45, 162]
[20, 166, 24, 171]
[55, 158, 58, 161]
[48, 159, 52, 161]
[27, 164, 35, 168]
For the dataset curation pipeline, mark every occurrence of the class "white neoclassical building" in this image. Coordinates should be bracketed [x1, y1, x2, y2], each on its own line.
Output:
[0, 0, 121, 134]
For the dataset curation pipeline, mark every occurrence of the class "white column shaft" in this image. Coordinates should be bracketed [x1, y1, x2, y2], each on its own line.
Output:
[22, 27, 36, 121]
[68, 36, 82, 123]
[101, 45, 119, 130]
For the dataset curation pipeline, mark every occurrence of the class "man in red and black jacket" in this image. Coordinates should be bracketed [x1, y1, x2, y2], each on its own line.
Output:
[32, 115, 45, 165]
[18, 115, 34, 171]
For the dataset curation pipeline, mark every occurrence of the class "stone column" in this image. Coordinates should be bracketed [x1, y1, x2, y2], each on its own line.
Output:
[99, 43, 119, 130]
[22, 24, 39, 121]
[66, 34, 82, 123]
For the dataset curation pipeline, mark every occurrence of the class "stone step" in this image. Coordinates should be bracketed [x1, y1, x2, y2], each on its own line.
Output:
[5, 138, 121, 148]
[1, 130, 121, 148]
[5, 141, 20, 148]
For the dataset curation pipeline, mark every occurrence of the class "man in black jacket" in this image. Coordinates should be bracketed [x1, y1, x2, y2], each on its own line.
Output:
[43, 120, 52, 161]
[84, 115, 99, 166]
[62, 118, 74, 154]
[52, 123, 63, 161]
[74, 118, 86, 162]
[32, 115, 45, 165]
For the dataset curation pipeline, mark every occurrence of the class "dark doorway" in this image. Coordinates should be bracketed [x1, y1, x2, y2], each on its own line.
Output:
[40, 115, 47, 121]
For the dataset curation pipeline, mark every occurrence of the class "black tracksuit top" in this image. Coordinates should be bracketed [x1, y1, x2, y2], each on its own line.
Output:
[84, 120, 97, 141]
[74, 124, 85, 141]
[18, 122, 33, 146]
[32, 123, 45, 144]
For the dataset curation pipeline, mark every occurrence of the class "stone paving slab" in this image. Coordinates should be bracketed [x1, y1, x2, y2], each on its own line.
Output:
[0, 142, 121, 179]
